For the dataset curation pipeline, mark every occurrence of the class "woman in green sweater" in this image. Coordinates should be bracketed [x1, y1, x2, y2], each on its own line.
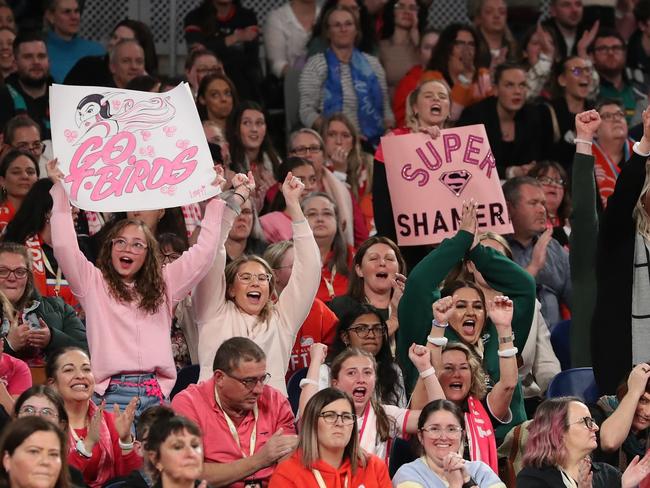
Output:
[397, 200, 536, 439]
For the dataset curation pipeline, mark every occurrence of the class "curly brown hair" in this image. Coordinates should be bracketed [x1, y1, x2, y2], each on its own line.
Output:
[96, 219, 166, 314]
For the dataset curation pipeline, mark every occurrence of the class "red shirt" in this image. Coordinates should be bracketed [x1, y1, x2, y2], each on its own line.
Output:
[286, 298, 338, 381]
[316, 246, 355, 303]
[0, 354, 31, 396]
[171, 377, 296, 488]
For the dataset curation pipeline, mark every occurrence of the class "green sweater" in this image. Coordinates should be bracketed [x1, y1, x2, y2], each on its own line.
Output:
[397, 230, 536, 438]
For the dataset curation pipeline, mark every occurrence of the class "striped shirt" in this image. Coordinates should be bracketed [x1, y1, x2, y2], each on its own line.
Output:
[298, 52, 394, 130]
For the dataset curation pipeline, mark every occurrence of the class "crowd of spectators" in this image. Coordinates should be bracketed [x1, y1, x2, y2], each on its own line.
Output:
[2, 0, 650, 487]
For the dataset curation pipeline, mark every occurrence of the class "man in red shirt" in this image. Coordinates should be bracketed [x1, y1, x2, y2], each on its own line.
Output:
[172, 337, 297, 488]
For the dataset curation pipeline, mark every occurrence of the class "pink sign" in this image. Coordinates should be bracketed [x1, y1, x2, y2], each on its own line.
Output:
[50, 83, 219, 212]
[381, 124, 513, 246]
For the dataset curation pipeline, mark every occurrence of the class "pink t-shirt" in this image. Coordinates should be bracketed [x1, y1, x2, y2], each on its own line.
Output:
[0, 354, 32, 396]
[171, 377, 296, 487]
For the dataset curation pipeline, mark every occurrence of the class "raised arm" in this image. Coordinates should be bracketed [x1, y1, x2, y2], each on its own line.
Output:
[193, 173, 255, 323]
[47, 160, 97, 298]
[277, 173, 321, 337]
[485, 296, 518, 422]
[468, 245, 536, 350]
[600, 363, 650, 451]
[397, 201, 477, 390]
[164, 166, 229, 301]
[298, 343, 327, 418]
[570, 111, 600, 366]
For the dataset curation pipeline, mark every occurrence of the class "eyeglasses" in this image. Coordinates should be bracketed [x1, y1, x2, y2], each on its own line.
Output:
[291, 145, 323, 156]
[594, 45, 625, 54]
[319, 411, 357, 425]
[0, 267, 29, 279]
[394, 2, 418, 11]
[236, 272, 272, 284]
[600, 111, 625, 122]
[14, 142, 45, 154]
[18, 406, 59, 419]
[537, 176, 565, 187]
[348, 323, 385, 338]
[161, 252, 182, 264]
[568, 416, 598, 430]
[224, 371, 271, 390]
[112, 237, 148, 254]
[420, 425, 464, 438]
[568, 66, 592, 77]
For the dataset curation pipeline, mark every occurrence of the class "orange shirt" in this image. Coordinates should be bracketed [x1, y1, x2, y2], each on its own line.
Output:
[269, 451, 392, 488]
[420, 68, 492, 120]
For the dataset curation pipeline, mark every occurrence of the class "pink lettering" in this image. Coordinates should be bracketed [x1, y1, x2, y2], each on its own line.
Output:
[443, 134, 461, 163]
[401, 164, 429, 186]
[463, 135, 483, 165]
[479, 150, 496, 178]
[416, 142, 442, 171]
[63, 132, 200, 202]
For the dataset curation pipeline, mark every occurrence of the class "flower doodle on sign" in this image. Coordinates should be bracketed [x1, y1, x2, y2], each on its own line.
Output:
[141, 130, 151, 141]
[161, 185, 176, 196]
[163, 126, 177, 137]
[176, 139, 189, 149]
[64, 129, 78, 143]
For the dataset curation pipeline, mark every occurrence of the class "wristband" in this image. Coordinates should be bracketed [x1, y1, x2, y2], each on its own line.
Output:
[574, 138, 593, 146]
[462, 478, 478, 488]
[497, 347, 518, 358]
[431, 319, 448, 329]
[498, 334, 515, 344]
[427, 336, 448, 347]
[419, 367, 436, 378]
[233, 192, 247, 203]
[299, 378, 319, 389]
[119, 437, 135, 450]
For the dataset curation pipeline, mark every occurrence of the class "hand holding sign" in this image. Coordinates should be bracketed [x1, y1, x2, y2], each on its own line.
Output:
[381, 125, 512, 245]
[47, 159, 63, 185]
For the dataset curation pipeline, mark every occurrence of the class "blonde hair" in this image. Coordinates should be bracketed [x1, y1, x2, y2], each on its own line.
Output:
[442, 342, 488, 400]
[406, 79, 451, 131]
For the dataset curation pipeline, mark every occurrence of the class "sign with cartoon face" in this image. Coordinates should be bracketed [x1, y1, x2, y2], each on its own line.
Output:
[50, 83, 219, 211]
[381, 124, 513, 246]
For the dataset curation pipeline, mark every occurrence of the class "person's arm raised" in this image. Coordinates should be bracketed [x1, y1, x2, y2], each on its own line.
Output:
[601, 363, 650, 451]
[47, 159, 96, 299]
[276, 173, 321, 335]
[485, 296, 518, 422]
[298, 343, 327, 418]
[192, 172, 255, 323]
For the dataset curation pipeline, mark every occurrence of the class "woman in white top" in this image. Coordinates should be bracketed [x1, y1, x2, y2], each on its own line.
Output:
[300, 344, 443, 462]
[194, 172, 321, 395]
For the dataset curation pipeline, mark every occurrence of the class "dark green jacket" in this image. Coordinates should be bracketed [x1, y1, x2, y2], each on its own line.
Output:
[4, 290, 87, 357]
[397, 230, 536, 438]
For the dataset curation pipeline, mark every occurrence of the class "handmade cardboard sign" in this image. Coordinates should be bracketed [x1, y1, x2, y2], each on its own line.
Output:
[50, 83, 219, 211]
[381, 124, 513, 246]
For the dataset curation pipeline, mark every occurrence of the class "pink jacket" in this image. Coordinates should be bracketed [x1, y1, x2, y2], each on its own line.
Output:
[50, 183, 225, 396]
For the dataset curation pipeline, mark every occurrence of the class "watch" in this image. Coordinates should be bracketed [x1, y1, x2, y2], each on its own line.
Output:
[498, 334, 515, 344]
[75, 439, 92, 458]
[462, 478, 478, 488]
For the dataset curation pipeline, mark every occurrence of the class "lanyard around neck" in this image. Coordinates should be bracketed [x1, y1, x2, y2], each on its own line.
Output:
[312, 469, 348, 488]
[214, 386, 259, 458]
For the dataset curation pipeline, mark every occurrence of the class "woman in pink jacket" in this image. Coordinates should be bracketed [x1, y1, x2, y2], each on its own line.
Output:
[47, 159, 254, 415]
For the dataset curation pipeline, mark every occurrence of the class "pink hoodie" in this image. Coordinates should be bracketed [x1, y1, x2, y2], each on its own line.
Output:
[49, 183, 225, 396]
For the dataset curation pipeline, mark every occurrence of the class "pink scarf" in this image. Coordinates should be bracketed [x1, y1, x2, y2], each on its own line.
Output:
[465, 395, 498, 473]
